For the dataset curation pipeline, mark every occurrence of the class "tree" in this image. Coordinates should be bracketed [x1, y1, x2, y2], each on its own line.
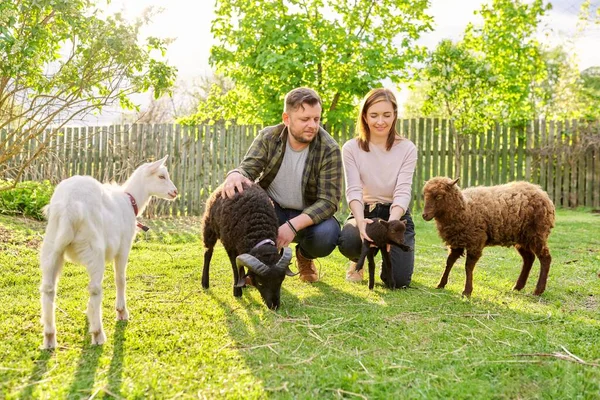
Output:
[579, 66, 600, 120]
[205, 0, 433, 127]
[462, 0, 551, 123]
[0, 0, 177, 189]
[176, 72, 253, 126]
[533, 46, 586, 120]
[416, 0, 550, 175]
[419, 39, 495, 175]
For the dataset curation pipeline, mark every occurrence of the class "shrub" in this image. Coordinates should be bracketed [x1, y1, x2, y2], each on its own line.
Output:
[0, 180, 54, 220]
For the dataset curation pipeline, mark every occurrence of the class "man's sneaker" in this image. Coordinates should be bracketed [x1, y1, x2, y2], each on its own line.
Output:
[296, 247, 319, 282]
[346, 262, 364, 282]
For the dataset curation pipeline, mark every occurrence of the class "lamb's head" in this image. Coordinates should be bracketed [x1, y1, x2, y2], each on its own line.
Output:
[366, 218, 410, 251]
[383, 219, 407, 247]
[141, 155, 178, 200]
[235, 246, 295, 310]
[422, 177, 461, 221]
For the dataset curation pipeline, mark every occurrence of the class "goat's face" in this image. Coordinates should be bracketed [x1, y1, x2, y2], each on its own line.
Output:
[236, 247, 294, 310]
[422, 177, 459, 221]
[145, 155, 178, 200]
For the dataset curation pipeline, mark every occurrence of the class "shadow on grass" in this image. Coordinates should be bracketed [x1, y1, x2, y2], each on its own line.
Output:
[66, 320, 103, 399]
[207, 269, 573, 398]
[106, 320, 128, 398]
[18, 349, 53, 400]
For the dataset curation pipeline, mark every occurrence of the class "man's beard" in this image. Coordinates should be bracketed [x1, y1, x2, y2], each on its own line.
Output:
[289, 125, 315, 144]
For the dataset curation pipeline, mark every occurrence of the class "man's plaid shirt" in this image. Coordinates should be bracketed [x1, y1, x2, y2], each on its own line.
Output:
[234, 123, 343, 224]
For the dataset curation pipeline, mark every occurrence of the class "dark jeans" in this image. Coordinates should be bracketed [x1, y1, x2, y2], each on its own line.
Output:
[273, 203, 341, 260]
[338, 204, 416, 287]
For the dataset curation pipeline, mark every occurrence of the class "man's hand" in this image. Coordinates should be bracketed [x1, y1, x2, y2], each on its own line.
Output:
[223, 171, 252, 199]
[277, 223, 296, 249]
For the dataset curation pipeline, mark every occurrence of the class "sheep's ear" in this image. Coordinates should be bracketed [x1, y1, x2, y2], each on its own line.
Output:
[451, 177, 460, 186]
[236, 254, 269, 276]
[378, 220, 389, 228]
[235, 266, 246, 287]
[276, 247, 296, 276]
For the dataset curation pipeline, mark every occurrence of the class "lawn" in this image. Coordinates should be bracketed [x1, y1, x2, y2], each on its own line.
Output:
[0, 209, 599, 399]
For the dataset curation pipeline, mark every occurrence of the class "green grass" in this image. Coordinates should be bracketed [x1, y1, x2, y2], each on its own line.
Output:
[1, 210, 599, 399]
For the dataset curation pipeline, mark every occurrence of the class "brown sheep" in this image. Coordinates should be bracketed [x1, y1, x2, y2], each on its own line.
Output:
[422, 177, 555, 297]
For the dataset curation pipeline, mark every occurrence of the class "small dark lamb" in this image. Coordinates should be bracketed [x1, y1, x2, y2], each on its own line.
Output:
[422, 177, 555, 297]
[353, 218, 412, 290]
[201, 182, 295, 309]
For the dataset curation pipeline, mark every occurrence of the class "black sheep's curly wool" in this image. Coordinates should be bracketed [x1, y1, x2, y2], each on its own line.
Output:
[202, 183, 280, 266]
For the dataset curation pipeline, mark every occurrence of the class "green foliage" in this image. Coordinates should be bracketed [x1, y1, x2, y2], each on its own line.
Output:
[464, 0, 551, 123]
[0, 0, 177, 182]
[420, 39, 494, 134]
[178, 83, 259, 126]
[0, 180, 54, 220]
[418, 0, 552, 135]
[198, 0, 433, 127]
[580, 67, 600, 120]
[0, 210, 599, 397]
[0, 1, 177, 110]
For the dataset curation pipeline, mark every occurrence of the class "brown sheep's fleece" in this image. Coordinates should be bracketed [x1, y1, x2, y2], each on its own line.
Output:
[422, 177, 555, 297]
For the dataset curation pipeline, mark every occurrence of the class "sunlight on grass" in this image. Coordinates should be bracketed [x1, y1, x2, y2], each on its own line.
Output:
[1, 210, 599, 398]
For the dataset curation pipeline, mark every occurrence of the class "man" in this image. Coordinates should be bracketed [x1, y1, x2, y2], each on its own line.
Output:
[223, 87, 343, 282]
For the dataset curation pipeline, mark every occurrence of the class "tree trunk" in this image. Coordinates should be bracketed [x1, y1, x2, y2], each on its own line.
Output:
[450, 120, 463, 178]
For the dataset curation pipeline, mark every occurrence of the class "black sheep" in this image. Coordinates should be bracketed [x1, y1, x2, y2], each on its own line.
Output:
[201, 182, 295, 309]
[353, 218, 412, 290]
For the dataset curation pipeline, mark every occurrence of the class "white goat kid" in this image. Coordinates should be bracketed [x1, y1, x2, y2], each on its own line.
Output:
[40, 155, 178, 349]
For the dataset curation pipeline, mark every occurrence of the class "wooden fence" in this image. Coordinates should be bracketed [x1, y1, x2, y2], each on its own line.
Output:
[1, 119, 599, 216]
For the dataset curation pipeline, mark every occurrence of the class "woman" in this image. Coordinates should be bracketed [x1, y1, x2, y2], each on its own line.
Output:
[338, 88, 417, 287]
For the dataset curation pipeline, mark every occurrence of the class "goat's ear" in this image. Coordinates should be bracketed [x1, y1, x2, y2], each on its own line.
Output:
[451, 177, 460, 186]
[379, 220, 389, 228]
[147, 156, 168, 174]
[158, 155, 169, 165]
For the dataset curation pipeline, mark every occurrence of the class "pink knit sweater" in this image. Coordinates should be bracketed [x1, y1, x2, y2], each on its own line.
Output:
[342, 137, 417, 213]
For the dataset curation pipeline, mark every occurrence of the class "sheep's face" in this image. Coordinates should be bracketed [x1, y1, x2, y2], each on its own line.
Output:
[384, 219, 407, 247]
[422, 177, 460, 221]
[250, 271, 287, 310]
[422, 189, 443, 221]
[236, 247, 294, 310]
[144, 155, 178, 200]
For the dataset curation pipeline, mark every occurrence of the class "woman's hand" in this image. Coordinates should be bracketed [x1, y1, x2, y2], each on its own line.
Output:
[358, 218, 374, 243]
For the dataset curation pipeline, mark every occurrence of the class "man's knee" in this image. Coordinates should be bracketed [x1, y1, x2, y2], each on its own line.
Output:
[301, 218, 340, 258]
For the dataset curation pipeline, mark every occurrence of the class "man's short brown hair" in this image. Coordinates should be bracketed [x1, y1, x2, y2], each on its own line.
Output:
[284, 87, 322, 113]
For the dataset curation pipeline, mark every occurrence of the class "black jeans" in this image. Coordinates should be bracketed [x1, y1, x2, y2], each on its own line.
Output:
[273, 202, 341, 260]
[337, 204, 416, 287]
